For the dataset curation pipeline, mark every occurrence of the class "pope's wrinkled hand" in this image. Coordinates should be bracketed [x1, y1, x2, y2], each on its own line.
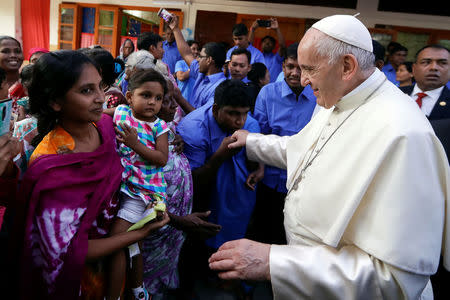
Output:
[208, 239, 271, 281]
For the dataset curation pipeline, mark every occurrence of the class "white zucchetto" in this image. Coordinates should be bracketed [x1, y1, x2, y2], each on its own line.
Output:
[312, 15, 373, 52]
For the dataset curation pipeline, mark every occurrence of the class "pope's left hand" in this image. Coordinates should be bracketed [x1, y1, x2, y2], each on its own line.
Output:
[208, 239, 271, 281]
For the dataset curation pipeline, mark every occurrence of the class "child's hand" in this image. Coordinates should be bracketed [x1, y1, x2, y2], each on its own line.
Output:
[115, 123, 139, 149]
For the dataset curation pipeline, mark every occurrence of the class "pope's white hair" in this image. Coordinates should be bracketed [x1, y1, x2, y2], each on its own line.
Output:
[125, 50, 169, 78]
[311, 30, 375, 71]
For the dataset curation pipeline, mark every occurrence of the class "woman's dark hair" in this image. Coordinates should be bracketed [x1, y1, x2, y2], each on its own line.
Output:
[19, 63, 34, 89]
[214, 79, 253, 108]
[81, 48, 122, 87]
[127, 68, 168, 96]
[204, 42, 226, 69]
[401, 61, 413, 73]
[247, 62, 267, 86]
[0, 36, 21, 48]
[29, 50, 100, 146]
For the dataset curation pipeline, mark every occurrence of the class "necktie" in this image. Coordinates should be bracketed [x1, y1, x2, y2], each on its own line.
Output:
[415, 92, 428, 108]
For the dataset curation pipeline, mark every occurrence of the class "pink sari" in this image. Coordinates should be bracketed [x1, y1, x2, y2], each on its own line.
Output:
[19, 114, 123, 299]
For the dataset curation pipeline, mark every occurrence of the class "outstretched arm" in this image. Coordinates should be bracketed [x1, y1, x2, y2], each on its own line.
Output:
[229, 130, 288, 169]
[271, 18, 286, 57]
[167, 16, 195, 67]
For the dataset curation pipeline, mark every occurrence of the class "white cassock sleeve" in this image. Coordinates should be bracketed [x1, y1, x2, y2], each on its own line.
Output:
[246, 133, 289, 169]
[270, 244, 432, 300]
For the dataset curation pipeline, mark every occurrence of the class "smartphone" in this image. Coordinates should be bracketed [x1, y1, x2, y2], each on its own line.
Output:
[0, 98, 13, 136]
[158, 8, 174, 23]
[257, 19, 271, 27]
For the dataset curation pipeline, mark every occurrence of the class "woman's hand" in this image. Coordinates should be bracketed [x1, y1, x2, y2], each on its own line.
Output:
[0, 133, 21, 177]
[138, 211, 170, 238]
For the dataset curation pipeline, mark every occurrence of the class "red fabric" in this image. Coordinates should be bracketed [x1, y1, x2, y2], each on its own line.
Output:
[81, 33, 95, 48]
[21, 0, 50, 61]
[416, 92, 428, 108]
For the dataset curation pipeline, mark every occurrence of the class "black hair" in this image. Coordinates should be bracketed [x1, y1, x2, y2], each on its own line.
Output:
[387, 42, 401, 52]
[389, 43, 408, 55]
[19, 63, 34, 89]
[214, 79, 253, 108]
[29, 50, 100, 147]
[401, 61, 413, 73]
[285, 42, 298, 61]
[0, 67, 5, 85]
[0, 36, 21, 48]
[127, 68, 168, 96]
[230, 47, 251, 65]
[261, 35, 276, 45]
[204, 42, 226, 69]
[187, 40, 200, 47]
[247, 62, 267, 85]
[372, 39, 385, 62]
[137, 32, 163, 51]
[122, 38, 135, 53]
[415, 44, 449, 62]
[232, 23, 248, 36]
[81, 48, 122, 87]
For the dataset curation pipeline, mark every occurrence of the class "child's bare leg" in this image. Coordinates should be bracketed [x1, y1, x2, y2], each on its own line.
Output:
[107, 218, 134, 300]
[129, 241, 144, 288]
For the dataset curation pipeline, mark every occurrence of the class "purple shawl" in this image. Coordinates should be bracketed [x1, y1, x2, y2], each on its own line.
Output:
[19, 115, 123, 299]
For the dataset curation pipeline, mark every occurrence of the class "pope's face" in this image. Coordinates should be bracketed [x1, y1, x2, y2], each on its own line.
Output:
[298, 30, 343, 109]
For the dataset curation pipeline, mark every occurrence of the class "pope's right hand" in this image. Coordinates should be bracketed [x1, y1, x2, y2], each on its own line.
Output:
[228, 129, 249, 149]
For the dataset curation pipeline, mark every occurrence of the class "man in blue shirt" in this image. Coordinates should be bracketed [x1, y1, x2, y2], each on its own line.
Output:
[228, 48, 251, 83]
[168, 16, 226, 108]
[177, 80, 263, 296]
[175, 40, 200, 100]
[249, 18, 286, 82]
[247, 43, 317, 245]
[226, 23, 265, 65]
[178, 79, 262, 249]
[382, 43, 408, 85]
[162, 23, 182, 74]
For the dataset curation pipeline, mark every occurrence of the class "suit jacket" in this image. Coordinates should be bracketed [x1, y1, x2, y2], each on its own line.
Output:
[399, 85, 450, 120]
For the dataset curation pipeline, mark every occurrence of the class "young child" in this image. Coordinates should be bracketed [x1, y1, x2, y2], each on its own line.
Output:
[107, 68, 169, 300]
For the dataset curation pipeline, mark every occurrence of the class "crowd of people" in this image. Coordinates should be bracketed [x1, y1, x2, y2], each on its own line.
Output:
[0, 12, 449, 300]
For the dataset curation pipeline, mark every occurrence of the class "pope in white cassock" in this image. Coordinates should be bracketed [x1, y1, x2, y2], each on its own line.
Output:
[208, 14, 450, 299]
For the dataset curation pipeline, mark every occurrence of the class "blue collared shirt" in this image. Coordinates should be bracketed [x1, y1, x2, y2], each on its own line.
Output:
[382, 63, 399, 85]
[162, 40, 182, 74]
[226, 44, 266, 65]
[253, 80, 316, 193]
[177, 105, 261, 249]
[275, 71, 284, 82]
[175, 60, 195, 100]
[264, 52, 283, 83]
[189, 60, 227, 108]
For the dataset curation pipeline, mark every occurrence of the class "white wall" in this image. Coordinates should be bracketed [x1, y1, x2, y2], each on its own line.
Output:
[0, 0, 20, 40]
[49, 0, 450, 48]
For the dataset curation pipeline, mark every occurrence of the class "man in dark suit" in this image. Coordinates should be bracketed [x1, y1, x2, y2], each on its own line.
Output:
[399, 44, 449, 121]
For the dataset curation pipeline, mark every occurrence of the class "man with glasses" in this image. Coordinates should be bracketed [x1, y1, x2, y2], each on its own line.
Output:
[167, 16, 226, 109]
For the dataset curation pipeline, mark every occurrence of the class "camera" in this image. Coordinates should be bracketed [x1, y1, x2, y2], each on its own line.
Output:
[257, 20, 271, 27]
[157, 8, 174, 23]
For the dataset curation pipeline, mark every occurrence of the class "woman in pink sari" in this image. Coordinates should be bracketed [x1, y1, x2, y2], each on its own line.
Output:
[18, 50, 169, 299]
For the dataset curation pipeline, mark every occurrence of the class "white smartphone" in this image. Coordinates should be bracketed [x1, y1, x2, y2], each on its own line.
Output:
[157, 8, 174, 23]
